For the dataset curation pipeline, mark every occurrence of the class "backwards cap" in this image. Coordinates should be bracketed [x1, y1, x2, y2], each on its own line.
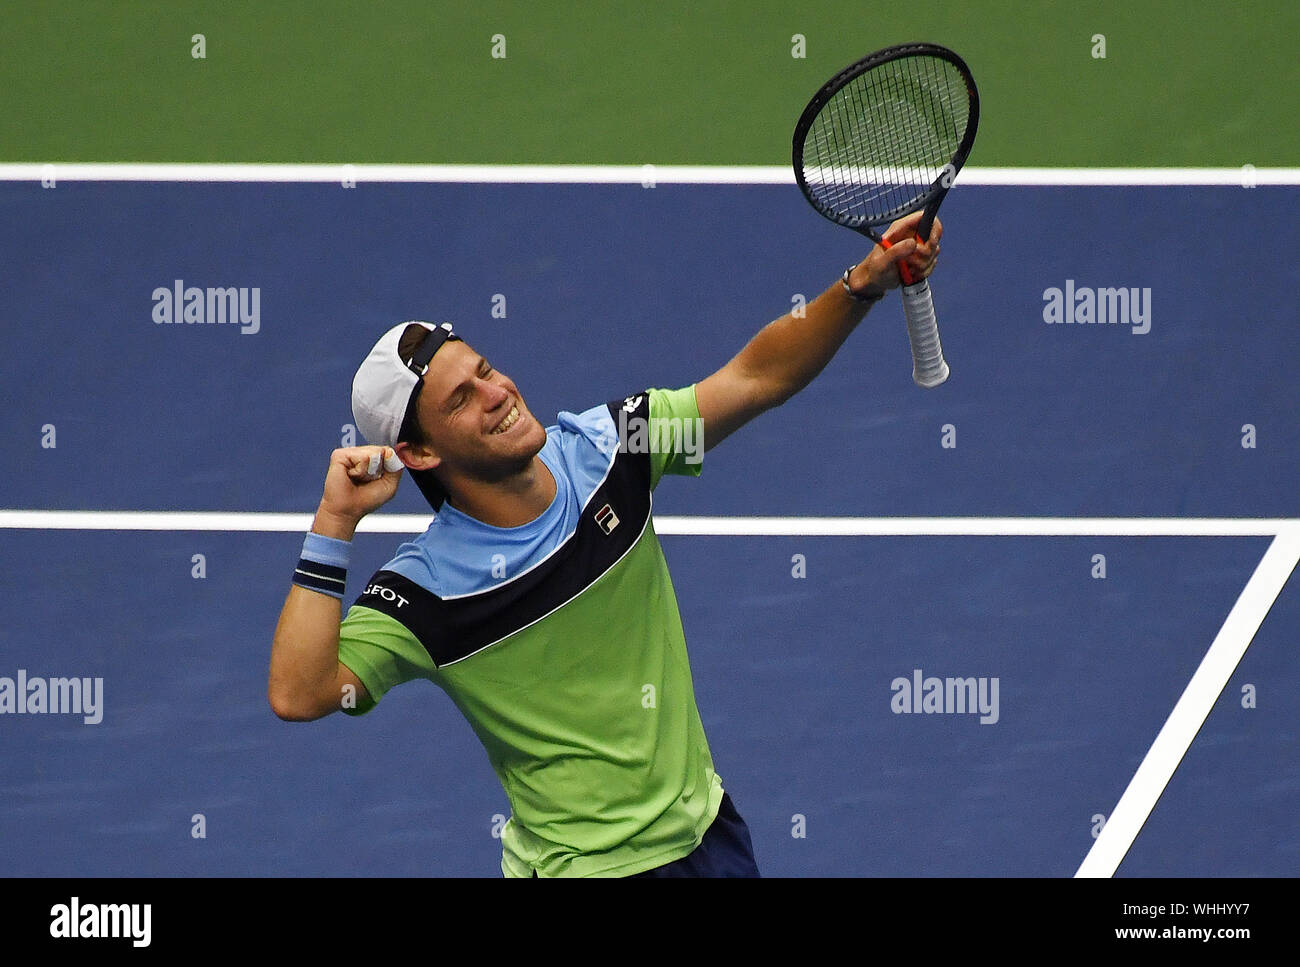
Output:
[351, 321, 460, 509]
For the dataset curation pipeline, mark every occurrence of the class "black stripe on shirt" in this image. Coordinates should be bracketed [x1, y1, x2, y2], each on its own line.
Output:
[353, 396, 653, 666]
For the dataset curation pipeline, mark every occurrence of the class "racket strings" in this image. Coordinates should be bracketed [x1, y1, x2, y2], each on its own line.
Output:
[816, 58, 963, 183]
[812, 66, 960, 210]
[802, 55, 968, 224]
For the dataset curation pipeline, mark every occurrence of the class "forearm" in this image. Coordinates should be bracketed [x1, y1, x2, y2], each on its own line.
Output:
[267, 506, 358, 720]
[739, 274, 879, 404]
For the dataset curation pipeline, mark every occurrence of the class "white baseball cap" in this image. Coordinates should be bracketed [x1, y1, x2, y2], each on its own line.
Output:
[351, 321, 458, 447]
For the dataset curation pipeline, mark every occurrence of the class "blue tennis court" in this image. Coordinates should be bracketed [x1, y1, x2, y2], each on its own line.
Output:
[2, 176, 1297, 875]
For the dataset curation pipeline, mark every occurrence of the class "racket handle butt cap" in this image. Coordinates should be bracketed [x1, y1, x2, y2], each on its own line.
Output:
[913, 362, 950, 388]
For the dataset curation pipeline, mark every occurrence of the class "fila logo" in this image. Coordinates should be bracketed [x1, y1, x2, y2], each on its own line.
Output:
[594, 503, 620, 535]
[622, 394, 643, 414]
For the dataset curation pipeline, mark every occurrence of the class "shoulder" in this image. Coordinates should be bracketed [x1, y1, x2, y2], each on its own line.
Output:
[554, 399, 620, 451]
[378, 530, 443, 593]
[548, 398, 628, 477]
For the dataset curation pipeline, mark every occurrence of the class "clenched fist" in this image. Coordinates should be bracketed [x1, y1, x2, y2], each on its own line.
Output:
[313, 446, 404, 539]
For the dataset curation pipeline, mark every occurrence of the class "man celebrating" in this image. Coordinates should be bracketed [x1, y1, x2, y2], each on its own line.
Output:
[268, 212, 941, 877]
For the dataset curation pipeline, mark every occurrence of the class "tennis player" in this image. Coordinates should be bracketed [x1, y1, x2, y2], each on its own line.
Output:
[268, 212, 940, 877]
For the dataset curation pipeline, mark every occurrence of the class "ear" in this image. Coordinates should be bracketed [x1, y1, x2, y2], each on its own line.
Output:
[394, 440, 442, 473]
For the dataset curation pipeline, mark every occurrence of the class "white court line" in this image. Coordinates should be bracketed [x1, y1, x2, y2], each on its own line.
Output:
[0, 510, 1298, 536]
[4, 159, 1293, 872]
[1075, 531, 1300, 878]
[0, 163, 1297, 186]
[4, 505, 1296, 876]
[654, 516, 1300, 538]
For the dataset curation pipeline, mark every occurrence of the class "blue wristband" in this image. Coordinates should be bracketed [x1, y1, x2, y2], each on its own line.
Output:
[293, 532, 352, 599]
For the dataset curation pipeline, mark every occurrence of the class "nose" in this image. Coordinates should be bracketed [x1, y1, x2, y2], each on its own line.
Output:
[480, 378, 509, 409]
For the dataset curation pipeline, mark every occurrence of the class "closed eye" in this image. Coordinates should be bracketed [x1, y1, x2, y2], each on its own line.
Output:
[445, 358, 494, 413]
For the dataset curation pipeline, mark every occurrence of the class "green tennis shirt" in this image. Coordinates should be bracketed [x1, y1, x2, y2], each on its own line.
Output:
[336, 386, 724, 877]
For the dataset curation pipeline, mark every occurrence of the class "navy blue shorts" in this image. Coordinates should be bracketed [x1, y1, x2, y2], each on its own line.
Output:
[629, 791, 760, 878]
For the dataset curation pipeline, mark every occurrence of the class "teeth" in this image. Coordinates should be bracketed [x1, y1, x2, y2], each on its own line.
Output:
[492, 405, 519, 434]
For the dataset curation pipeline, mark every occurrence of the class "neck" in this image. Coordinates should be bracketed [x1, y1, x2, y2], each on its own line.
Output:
[443, 456, 556, 528]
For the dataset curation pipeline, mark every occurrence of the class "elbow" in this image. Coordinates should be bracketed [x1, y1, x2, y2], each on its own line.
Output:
[738, 368, 798, 412]
[760, 374, 801, 410]
[268, 682, 322, 723]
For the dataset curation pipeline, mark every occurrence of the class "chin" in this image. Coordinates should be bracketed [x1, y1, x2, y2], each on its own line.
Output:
[520, 412, 547, 452]
[484, 414, 547, 478]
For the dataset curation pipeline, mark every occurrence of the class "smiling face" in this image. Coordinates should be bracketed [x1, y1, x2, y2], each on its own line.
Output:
[400, 339, 548, 486]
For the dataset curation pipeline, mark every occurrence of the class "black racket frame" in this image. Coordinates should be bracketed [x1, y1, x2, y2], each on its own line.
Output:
[792, 42, 980, 243]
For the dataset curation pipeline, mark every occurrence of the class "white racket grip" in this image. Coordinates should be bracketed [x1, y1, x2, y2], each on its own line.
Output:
[901, 279, 949, 388]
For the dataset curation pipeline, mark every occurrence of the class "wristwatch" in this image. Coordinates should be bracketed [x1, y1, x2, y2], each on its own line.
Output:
[841, 265, 886, 303]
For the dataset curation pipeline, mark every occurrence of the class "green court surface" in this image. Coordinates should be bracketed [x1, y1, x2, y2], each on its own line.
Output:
[3, 0, 1295, 165]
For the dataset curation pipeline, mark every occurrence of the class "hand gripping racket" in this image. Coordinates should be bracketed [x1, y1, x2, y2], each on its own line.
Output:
[793, 43, 979, 387]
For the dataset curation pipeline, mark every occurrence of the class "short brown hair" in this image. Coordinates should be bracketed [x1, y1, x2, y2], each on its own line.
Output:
[396, 323, 432, 447]
[394, 323, 452, 509]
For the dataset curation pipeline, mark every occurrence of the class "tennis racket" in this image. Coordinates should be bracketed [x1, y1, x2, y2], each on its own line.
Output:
[793, 43, 979, 388]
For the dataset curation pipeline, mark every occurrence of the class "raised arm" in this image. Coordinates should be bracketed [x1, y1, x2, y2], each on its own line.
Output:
[695, 212, 941, 451]
[267, 446, 401, 721]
